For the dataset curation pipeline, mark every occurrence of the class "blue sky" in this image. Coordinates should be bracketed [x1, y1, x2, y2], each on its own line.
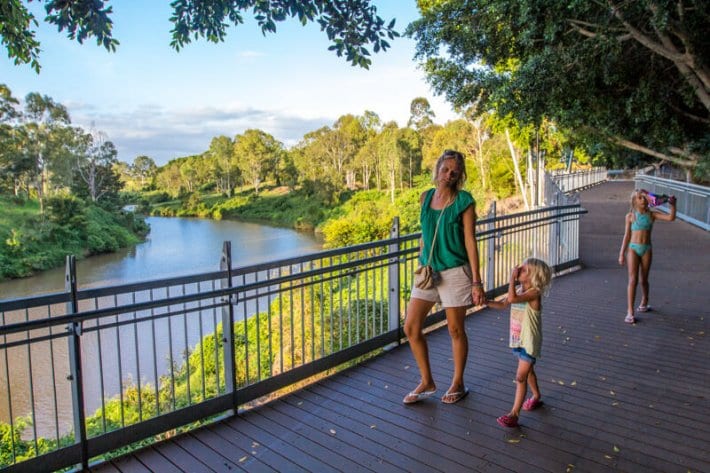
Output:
[1, 2, 458, 166]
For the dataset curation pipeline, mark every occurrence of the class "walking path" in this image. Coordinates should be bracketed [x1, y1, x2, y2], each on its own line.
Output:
[95, 181, 710, 473]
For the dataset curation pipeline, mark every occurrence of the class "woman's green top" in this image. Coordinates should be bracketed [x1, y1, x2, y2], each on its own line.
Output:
[418, 188, 475, 272]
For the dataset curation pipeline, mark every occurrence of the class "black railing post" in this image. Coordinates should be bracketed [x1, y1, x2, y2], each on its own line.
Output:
[65, 255, 88, 471]
[486, 202, 496, 292]
[388, 217, 401, 343]
[220, 242, 237, 412]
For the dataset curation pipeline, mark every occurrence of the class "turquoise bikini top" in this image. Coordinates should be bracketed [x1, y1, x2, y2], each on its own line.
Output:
[631, 211, 652, 231]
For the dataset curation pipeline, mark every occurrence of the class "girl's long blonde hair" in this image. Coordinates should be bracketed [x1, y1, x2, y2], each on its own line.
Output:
[524, 257, 552, 296]
[630, 189, 646, 212]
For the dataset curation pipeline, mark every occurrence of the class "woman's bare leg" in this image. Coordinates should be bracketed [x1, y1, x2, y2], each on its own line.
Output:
[403, 297, 437, 394]
[444, 306, 468, 395]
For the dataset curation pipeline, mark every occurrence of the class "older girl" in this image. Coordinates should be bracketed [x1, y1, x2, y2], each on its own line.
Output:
[618, 189, 676, 323]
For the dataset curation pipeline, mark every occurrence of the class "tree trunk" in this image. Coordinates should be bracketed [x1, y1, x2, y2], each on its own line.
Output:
[506, 129, 529, 210]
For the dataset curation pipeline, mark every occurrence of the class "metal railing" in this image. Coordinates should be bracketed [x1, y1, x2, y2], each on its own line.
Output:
[635, 174, 710, 231]
[0, 204, 587, 472]
[550, 167, 607, 194]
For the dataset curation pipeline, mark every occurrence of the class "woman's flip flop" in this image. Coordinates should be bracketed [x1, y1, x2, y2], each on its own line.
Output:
[403, 389, 437, 404]
[441, 387, 469, 404]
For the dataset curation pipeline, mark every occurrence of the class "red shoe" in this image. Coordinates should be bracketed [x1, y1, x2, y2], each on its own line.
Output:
[522, 397, 543, 411]
[496, 414, 519, 428]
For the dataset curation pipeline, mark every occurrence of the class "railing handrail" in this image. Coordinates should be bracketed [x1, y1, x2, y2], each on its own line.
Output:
[0, 203, 587, 473]
[634, 173, 710, 231]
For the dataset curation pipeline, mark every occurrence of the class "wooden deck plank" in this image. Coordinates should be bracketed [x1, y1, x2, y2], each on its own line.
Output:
[128, 447, 183, 473]
[151, 441, 211, 472]
[91, 181, 710, 473]
[257, 402, 406, 473]
[101, 455, 152, 473]
[221, 413, 344, 472]
[171, 433, 242, 472]
[191, 426, 276, 473]
[206, 422, 307, 473]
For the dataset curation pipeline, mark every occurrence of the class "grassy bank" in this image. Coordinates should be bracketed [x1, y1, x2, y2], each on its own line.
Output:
[0, 195, 149, 281]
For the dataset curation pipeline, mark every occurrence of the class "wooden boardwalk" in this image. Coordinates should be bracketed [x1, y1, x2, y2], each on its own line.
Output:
[94, 181, 709, 473]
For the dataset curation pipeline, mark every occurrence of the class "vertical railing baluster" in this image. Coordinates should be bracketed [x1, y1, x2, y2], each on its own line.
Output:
[388, 217, 400, 340]
[220, 242, 237, 411]
[486, 203, 496, 293]
[1, 310, 17, 464]
[65, 255, 88, 471]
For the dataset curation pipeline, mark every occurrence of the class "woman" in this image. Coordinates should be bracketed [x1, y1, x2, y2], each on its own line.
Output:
[403, 149, 485, 405]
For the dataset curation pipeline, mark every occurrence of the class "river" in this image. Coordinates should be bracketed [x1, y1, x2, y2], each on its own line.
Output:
[0, 216, 322, 438]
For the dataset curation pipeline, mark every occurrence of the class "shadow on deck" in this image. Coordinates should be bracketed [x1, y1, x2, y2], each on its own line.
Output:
[94, 181, 709, 473]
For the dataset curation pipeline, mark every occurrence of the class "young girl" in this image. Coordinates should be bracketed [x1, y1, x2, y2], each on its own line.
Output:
[486, 258, 552, 428]
[618, 189, 676, 323]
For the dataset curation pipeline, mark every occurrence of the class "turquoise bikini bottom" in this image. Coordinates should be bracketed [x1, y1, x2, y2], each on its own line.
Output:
[629, 242, 651, 257]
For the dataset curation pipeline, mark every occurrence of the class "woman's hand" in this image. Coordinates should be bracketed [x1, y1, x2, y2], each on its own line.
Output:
[472, 285, 485, 305]
[618, 253, 625, 266]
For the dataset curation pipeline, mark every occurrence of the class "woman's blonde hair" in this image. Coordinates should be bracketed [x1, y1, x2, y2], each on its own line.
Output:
[432, 149, 467, 190]
[523, 257, 552, 296]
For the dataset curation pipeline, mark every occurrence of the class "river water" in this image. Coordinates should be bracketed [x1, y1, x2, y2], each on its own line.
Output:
[0, 216, 322, 438]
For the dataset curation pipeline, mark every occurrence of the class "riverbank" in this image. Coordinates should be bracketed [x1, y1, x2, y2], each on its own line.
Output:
[0, 195, 149, 281]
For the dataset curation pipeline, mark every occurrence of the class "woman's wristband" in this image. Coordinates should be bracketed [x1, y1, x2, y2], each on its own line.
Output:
[472, 281, 483, 288]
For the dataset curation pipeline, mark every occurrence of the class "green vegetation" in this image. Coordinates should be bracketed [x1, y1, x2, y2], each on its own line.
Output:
[0, 194, 148, 279]
[0, 262, 393, 468]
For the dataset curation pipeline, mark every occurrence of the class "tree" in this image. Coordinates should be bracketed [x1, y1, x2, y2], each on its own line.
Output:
[407, 97, 435, 131]
[4, 0, 398, 72]
[408, 0, 710, 179]
[233, 129, 283, 194]
[132, 155, 157, 189]
[75, 129, 120, 202]
[207, 136, 235, 195]
[20, 92, 70, 212]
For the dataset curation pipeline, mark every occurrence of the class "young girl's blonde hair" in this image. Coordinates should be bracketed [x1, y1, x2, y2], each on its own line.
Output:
[629, 189, 644, 212]
[523, 257, 552, 296]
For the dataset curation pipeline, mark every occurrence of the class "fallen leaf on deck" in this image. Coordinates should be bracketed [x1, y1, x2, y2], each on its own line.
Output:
[566, 465, 575, 472]
[507, 439, 520, 443]
[329, 429, 336, 435]
[613, 445, 620, 453]
[604, 454, 613, 460]
[370, 425, 376, 429]
[610, 390, 616, 396]
[239, 456, 247, 463]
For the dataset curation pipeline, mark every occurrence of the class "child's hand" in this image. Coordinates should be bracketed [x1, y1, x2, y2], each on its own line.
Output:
[669, 195, 677, 206]
[510, 265, 520, 281]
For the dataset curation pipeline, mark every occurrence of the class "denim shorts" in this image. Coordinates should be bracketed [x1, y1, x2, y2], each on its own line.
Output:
[512, 347, 536, 364]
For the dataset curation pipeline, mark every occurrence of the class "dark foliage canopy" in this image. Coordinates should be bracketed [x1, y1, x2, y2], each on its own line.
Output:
[1, 0, 399, 71]
[408, 0, 709, 173]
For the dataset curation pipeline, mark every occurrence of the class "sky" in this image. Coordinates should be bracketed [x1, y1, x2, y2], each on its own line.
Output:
[1, 2, 459, 166]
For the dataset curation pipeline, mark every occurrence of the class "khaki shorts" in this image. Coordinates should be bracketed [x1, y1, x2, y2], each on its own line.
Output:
[410, 265, 472, 308]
